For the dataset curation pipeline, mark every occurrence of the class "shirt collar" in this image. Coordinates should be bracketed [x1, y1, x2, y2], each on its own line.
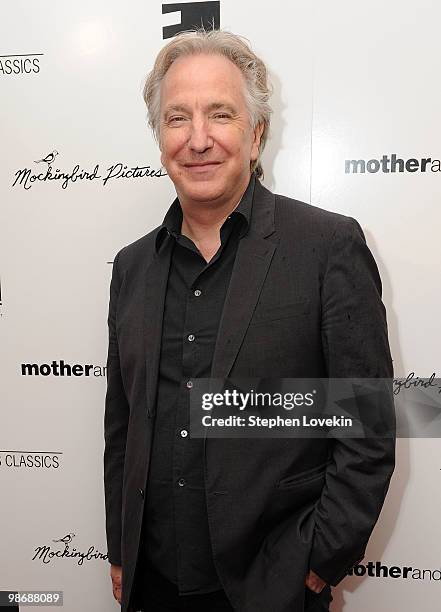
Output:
[155, 172, 256, 252]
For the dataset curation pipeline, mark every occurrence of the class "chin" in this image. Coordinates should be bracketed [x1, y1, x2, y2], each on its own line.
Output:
[186, 187, 224, 203]
[179, 178, 226, 202]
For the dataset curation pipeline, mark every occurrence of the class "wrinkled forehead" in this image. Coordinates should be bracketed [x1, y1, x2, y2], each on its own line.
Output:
[159, 53, 248, 111]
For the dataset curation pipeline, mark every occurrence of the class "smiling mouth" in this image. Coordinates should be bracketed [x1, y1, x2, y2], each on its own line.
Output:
[184, 162, 221, 169]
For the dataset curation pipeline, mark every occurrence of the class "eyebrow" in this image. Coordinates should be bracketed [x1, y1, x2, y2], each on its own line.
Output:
[163, 102, 238, 118]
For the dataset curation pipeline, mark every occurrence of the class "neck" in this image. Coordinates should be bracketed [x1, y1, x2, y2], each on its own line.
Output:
[178, 172, 251, 244]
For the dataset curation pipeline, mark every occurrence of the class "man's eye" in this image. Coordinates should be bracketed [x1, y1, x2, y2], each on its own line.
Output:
[213, 113, 230, 119]
[169, 116, 185, 123]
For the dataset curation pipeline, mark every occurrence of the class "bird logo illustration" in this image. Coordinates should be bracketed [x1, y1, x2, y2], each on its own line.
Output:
[53, 532, 76, 548]
[34, 149, 59, 168]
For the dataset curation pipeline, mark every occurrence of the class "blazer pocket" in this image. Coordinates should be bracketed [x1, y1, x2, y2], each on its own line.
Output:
[277, 460, 331, 490]
[250, 299, 311, 326]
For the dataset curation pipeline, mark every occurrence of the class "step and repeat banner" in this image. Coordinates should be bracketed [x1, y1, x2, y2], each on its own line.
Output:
[1, 1, 440, 611]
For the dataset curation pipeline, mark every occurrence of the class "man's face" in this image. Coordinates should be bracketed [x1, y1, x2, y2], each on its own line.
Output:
[159, 53, 263, 205]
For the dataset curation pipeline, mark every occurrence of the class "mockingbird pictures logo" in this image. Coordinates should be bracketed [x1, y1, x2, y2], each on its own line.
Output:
[12, 150, 166, 191]
[32, 532, 108, 566]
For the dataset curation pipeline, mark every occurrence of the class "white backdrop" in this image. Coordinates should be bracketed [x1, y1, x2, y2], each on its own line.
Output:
[1, 1, 440, 611]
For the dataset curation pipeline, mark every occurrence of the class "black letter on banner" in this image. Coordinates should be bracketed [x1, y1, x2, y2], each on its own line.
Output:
[162, 2, 220, 39]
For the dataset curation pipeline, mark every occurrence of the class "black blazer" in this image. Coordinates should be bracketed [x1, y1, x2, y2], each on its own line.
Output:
[104, 176, 395, 612]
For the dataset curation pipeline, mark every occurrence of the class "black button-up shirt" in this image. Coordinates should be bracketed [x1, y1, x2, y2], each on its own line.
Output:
[139, 173, 256, 595]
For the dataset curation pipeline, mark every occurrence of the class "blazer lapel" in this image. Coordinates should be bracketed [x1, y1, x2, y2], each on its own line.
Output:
[145, 237, 174, 418]
[211, 179, 277, 378]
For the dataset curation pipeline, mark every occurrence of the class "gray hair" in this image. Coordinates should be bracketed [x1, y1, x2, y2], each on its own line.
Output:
[143, 28, 272, 179]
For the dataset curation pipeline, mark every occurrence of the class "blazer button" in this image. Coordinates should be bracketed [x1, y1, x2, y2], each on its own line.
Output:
[139, 488, 144, 498]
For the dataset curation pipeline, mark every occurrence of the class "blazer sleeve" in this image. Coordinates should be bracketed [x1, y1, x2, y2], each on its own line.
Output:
[103, 249, 130, 566]
[308, 216, 396, 586]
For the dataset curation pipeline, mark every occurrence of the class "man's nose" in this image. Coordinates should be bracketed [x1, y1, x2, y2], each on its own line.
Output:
[187, 119, 213, 153]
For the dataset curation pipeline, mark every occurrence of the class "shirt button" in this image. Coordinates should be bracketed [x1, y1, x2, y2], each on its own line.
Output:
[194, 289, 202, 297]
[180, 429, 188, 438]
[178, 478, 186, 487]
[139, 488, 144, 498]
[188, 334, 195, 342]
[186, 380, 193, 389]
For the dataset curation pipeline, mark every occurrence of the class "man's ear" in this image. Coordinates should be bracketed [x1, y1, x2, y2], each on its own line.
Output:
[251, 122, 265, 161]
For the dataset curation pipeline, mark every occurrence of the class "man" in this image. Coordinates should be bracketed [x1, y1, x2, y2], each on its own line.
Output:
[104, 29, 395, 612]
